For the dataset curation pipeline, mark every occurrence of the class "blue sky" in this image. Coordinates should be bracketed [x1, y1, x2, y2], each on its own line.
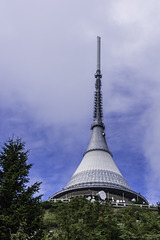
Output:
[0, 0, 160, 204]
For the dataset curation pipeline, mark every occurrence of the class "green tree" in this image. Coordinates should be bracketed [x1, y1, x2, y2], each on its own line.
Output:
[118, 205, 160, 239]
[0, 137, 43, 239]
[94, 207, 121, 240]
[54, 197, 95, 239]
[157, 202, 160, 214]
[43, 197, 120, 240]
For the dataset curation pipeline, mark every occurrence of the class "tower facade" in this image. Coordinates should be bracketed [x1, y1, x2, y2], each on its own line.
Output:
[49, 37, 148, 204]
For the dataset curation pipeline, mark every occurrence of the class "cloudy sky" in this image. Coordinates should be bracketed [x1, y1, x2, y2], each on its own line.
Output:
[1, 0, 160, 204]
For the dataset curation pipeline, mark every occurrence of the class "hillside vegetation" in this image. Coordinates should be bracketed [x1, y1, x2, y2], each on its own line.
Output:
[41, 197, 160, 240]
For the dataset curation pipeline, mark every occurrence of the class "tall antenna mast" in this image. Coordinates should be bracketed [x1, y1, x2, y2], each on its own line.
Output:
[92, 36, 104, 129]
[97, 36, 101, 71]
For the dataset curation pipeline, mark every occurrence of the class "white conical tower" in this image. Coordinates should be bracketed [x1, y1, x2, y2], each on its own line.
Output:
[49, 37, 148, 204]
[65, 37, 130, 191]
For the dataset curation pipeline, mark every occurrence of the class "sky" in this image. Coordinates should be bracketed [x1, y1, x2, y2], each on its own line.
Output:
[0, 0, 160, 204]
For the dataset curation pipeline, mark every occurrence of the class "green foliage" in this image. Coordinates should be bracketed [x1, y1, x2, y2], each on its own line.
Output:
[157, 202, 160, 214]
[42, 198, 160, 240]
[10, 221, 29, 240]
[54, 197, 98, 239]
[117, 205, 160, 239]
[0, 137, 43, 239]
[42, 198, 121, 240]
[41, 200, 55, 210]
[95, 207, 121, 240]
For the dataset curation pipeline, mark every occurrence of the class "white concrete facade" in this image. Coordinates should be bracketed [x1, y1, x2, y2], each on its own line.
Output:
[65, 125, 131, 190]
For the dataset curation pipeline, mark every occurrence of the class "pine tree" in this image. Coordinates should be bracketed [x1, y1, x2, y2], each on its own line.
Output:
[0, 137, 43, 239]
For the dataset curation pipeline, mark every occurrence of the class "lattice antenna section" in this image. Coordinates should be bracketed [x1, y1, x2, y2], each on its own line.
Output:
[92, 36, 104, 129]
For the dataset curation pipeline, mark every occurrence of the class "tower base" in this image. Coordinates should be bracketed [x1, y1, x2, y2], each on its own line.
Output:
[48, 185, 148, 204]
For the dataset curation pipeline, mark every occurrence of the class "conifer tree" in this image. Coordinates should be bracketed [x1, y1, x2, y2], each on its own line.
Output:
[0, 138, 43, 239]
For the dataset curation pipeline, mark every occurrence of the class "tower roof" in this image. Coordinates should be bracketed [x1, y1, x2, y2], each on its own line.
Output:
[65, 127, 130, 191]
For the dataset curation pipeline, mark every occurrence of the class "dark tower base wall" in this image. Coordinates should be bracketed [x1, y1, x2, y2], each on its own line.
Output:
[48, 186, 148, 204]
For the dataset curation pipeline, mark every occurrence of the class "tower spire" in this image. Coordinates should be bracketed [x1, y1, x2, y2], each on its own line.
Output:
[97, 36, 101, 71]
[92, 36, 104, 129]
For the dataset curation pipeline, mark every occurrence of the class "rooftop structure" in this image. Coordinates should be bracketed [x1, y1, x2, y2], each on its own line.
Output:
[49, 37, 148, 204]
